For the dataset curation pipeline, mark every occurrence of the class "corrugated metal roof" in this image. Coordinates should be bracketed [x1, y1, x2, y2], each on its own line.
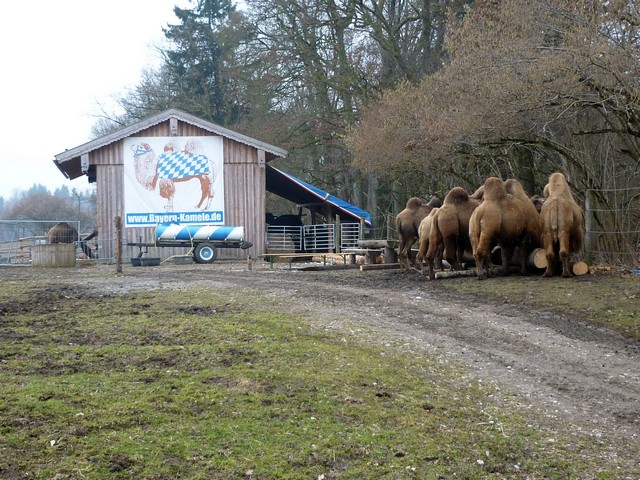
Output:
[266, 164, 372, 225]
[54, 108, 287, 168]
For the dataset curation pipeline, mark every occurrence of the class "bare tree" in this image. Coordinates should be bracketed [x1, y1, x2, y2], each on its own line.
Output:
[350, 0, 640, 191]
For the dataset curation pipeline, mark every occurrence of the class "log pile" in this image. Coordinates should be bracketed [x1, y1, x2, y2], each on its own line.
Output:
[353, 242, 589, 278]
[431, 250, 589, 279]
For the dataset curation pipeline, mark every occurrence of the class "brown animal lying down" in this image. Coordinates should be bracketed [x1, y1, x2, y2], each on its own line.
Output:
[46, 222, 95, 259]
[421, 186, 484, 280]
[395, 196, 442, 270]
[469, 177, 541, 280]
[540, 172, 584, 277]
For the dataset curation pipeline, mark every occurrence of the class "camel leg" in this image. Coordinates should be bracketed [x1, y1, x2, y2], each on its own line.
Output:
[203, 192, 214, 210]
[500, 245, 513, 276]
[518, 249, 528, 275]
[400, 245, 408, 270]
[425, 230, 443, 278]
[195, 176, 208, 209]
[513, 246, 527, 275]
[456, 241, 466, 270]
[398, 238, 407, 270]
[542, 234, 555, 277]
[160, 179, 175, 211]
[417, 239, 428, 276]
[559, 235, 573, 277]
[474, 234, 493, 279]
[474, 251, 488, 280]
[425, 239, 443, 280]
[426, 259, 434, 280]
[407, 237, 420, 270]
[443, 237, 461, 271]
[435, 243, 444, 271]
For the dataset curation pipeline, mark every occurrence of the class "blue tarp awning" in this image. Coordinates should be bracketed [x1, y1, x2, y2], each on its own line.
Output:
[266, 164, 372, 226]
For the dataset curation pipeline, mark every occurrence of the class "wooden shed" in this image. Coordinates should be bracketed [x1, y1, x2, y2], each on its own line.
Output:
[53, 108, 287, 261]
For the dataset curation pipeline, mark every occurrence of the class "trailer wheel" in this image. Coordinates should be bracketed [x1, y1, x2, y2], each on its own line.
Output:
[194, 243, 217, 264]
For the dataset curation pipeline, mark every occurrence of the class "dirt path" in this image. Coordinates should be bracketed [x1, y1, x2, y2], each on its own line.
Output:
[14, 261, 640, 469]
[223, 266, 640, 436]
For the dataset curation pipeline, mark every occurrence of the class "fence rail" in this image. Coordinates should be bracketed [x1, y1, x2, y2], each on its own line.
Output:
[265, 225, 303, 252]
[265, 222, 364, 254]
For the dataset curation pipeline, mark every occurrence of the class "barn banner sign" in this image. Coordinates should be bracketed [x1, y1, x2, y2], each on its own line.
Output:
[123, 136, 225, 227]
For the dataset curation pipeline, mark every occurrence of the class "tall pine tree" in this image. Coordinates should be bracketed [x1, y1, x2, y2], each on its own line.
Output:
[163, 0, 246, 125]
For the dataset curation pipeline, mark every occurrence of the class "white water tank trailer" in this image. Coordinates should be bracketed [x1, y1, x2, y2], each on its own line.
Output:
[128, 223, 252, 264]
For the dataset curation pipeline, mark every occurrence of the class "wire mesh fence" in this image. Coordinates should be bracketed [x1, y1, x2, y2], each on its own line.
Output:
[585, 187, 640, 266]
[0, 220, 83, 265]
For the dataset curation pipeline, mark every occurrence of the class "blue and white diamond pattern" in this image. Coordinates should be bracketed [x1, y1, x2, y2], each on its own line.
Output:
[156, 151, 211, 180]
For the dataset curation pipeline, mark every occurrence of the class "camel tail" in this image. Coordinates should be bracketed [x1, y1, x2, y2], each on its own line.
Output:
[549, 202, 561, 243]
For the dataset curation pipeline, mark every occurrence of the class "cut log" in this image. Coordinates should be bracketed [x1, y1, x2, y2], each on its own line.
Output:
[359, 239, 399, 249]
[571, 261, 589, 276]
[360, 263, 401, 271]
[492, 246, 547, 269]
[434, 265, 513, 279]
[434, 269, 477, 279]
[527, 248, 547, 269]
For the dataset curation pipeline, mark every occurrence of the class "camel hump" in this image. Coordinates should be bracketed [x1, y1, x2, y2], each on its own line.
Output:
[470, 185, 485, 201]
[504, 178, 527, 197]
[405, 197, 424, 210]
[546, 172, 574, 200]
[426, 196, 442, 208]
[482, 177, 508, 201]
[444, 187, 469, 205]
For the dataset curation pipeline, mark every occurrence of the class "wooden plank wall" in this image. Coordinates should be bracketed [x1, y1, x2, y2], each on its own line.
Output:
[91, 120, 265, 261]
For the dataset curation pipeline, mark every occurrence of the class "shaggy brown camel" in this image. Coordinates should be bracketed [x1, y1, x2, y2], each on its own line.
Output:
[47, 222, 95, 259]
[530, 194, 546, 213]
[395, 196, 442, 270]
[423, 186, 484, 280]
[540, 172, 584, 277]
[469, 178, 541, 280]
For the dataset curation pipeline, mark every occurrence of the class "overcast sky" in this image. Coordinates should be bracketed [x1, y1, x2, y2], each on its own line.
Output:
[0, 0, 191, 199]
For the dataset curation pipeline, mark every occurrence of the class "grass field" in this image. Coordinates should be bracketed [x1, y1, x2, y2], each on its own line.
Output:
[0, 271, 637, 479]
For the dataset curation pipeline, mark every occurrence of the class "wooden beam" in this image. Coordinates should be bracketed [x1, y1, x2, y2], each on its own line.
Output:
[360, 263, 401, 271]
[435, 269, 478, 279]
[359, 239, 399, 249]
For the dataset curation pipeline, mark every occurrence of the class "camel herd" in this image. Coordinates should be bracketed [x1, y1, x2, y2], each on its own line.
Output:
[396, 172, 585, 280]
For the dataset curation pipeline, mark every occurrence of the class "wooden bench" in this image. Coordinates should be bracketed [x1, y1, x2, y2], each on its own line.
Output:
[342, 239, 398, 264]
[340, 248, 382, 264]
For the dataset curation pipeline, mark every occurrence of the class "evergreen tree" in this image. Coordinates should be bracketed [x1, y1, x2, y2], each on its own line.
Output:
[162, 0, 247, 125]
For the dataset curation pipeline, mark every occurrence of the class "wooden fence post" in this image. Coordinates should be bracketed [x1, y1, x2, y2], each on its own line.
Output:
[584, 190, 593, 265]
[115, 215, 122, 273]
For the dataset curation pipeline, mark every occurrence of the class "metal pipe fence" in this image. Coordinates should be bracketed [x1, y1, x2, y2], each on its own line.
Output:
[265, 222, 366, 253]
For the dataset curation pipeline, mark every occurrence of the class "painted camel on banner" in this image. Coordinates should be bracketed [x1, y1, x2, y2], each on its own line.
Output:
[132, 140, 215, 211]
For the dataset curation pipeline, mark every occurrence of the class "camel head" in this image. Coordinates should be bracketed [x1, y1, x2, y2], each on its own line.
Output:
[131, 143, 158, 191]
